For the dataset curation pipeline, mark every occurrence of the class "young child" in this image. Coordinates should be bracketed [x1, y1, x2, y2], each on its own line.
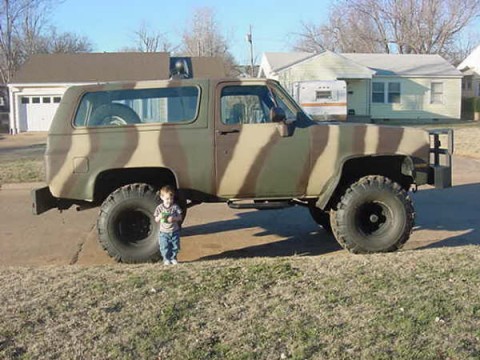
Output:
[154, 185, 183, 265]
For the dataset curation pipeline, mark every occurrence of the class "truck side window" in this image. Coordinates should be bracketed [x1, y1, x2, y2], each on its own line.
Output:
[74, 86, 200, 127]
[220, 85, 274, 125]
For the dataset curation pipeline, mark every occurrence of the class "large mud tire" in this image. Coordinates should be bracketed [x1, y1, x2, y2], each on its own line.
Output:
[330, 176, 414, 254]
[308, 206, 332, 233]
[97, 183, 161, 263]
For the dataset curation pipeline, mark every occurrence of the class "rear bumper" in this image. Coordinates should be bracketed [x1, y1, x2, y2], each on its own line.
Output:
[427, 129, 453, 189]
[31, 186, 57, 215]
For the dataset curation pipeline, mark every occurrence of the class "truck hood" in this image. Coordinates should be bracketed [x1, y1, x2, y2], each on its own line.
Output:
[307, 122, 430, 161]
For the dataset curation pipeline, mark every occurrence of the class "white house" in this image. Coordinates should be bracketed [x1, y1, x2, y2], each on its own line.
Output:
[259, 51, 463, 122]
[457, 44, 480, 98]
[9, 53, 225, 133]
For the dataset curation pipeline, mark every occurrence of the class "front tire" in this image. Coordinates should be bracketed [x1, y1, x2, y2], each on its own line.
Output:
[330, 175, 414, 253]
[97, 183, 161, 263]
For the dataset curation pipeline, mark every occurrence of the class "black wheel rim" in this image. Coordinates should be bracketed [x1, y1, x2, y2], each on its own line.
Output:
[355, 201, 390, 236]
[114, 208, 153, 245]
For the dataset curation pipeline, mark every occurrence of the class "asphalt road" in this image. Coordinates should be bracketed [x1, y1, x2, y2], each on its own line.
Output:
[0, 155, 479, 266]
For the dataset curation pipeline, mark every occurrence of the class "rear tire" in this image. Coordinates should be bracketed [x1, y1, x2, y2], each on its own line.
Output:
[97, 183, 161, 263]
[330, 175, 414, 253]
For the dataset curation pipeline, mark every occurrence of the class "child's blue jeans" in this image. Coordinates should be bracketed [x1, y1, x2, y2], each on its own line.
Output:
[158, 231, 180, 261]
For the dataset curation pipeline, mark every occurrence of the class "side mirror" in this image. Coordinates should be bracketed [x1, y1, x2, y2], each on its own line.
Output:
[270, 107, 286, 123]
[270, 107, 293, 137]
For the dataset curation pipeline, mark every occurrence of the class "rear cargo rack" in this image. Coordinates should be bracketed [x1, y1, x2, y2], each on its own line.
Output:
[428, 129, 454, 188]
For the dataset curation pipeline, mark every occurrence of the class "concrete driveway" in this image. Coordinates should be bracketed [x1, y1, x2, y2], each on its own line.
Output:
[0, 155, 479, 266]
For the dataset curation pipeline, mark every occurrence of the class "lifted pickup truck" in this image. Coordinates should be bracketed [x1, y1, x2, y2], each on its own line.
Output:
[32, 77, 453, 263]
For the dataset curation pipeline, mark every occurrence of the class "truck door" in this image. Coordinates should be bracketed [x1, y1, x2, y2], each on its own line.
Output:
[214, 81, 310, 198]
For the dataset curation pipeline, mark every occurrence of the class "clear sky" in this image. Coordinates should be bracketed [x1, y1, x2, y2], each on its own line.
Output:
[50, 0, 333, 64]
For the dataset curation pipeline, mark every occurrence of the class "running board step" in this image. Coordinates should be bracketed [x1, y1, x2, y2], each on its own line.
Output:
[227, 200, 294, 210]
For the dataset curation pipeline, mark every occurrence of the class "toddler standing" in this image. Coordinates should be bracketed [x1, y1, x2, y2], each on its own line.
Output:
[154, 185, 183, 265]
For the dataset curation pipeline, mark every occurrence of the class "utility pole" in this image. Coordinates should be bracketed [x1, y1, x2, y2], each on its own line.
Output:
[246, 25, 254, 77]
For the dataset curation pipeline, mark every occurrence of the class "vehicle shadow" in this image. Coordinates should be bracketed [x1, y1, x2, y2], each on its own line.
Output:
[411, 182, 480, 250]
[183, 182, 480, 261]
[182, 206, 342, 261]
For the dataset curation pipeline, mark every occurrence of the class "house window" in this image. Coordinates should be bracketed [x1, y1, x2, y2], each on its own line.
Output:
[43, 97, 51, 103]
[53, 97, 61, 103]
[388, 82, 401, 103]
[372, 82, 385, 103]
[32, 97, 40, 104]
[21, 97, 30, 104]
[372, 81, 401, 103]
[431, 82, 444, 104]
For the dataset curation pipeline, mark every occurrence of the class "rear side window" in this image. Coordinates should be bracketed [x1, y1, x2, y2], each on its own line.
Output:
[74, 86, 200, 127]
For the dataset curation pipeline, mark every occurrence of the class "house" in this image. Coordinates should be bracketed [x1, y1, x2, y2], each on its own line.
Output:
[457, 44, 480, 98]
[8, 53, 226, 133]
[258, 51, 463, 122]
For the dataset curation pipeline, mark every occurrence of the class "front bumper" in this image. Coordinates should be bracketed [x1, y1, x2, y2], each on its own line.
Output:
[427, 129, 453, 189]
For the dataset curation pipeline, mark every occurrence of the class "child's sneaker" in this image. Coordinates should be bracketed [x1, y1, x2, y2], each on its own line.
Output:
[163, 260, 171, 265]
[170, 259, 178, 265]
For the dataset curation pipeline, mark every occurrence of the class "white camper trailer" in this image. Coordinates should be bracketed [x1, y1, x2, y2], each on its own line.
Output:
[292, 80, 347, 121]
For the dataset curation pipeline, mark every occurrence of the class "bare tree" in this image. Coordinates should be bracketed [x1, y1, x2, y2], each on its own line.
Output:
[181, 7, 236, 74]
[0, 0, 93, 84]
[293, 0, 480, 59]
[0, 0, 40, 83]
[45, 27, 92, 53]
[18, 0, 49, 56]
[123, 22, 174, 53]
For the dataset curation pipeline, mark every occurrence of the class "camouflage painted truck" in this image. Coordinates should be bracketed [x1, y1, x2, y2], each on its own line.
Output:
[31, 77, 453, 263]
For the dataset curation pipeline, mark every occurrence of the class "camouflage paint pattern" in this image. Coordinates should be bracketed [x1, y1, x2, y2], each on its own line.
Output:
[45, 78, 430, 208]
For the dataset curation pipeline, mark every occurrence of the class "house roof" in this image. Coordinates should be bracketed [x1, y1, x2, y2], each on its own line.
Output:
[10, 53, 226, 84]
[261, 51, 461, 78]
[458, 44, 480, 71]
[342, 53, 462, 77]
[261, 52, 314, 73]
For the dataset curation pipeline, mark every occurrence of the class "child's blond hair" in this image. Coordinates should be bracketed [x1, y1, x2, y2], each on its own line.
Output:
[158, 185, 175, 198]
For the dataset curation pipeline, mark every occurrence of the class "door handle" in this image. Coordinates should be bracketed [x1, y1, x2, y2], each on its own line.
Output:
[216, 129, 240, 135]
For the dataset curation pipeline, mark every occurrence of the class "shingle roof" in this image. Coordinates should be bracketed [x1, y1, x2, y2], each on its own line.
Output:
[342, 53, 462, 77]
[10, 53, 227, 84]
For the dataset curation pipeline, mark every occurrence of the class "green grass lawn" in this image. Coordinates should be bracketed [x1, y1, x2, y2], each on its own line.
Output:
[1, 246, 480, 359]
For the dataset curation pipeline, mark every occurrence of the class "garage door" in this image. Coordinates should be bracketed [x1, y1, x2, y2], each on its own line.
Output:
[20, 96, 62, 131]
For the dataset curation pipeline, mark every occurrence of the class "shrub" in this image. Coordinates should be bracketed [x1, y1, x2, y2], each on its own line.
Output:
[474, 97, 480, 112]
[461, 97, 480, 119]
